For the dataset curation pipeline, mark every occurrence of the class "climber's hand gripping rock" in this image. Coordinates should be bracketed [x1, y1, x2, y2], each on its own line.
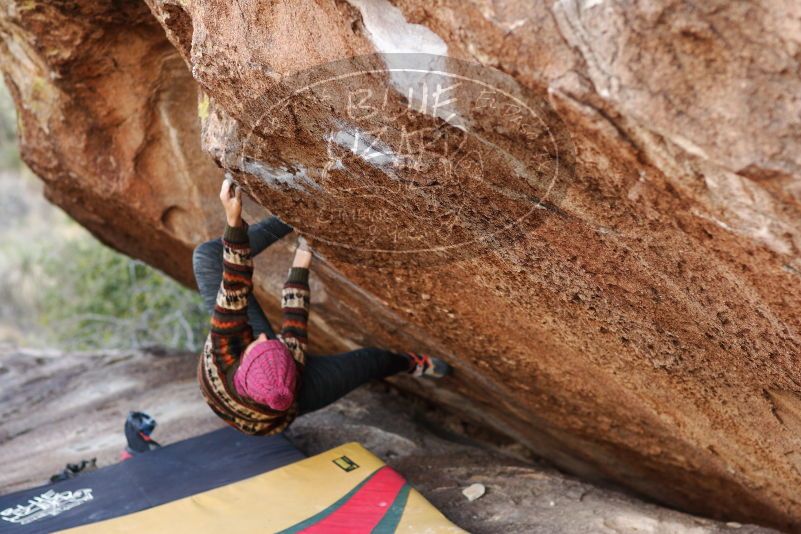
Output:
[220, 175, 242, 228]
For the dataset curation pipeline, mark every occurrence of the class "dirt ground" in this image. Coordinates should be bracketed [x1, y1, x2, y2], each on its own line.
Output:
[0, 347, 776, 533]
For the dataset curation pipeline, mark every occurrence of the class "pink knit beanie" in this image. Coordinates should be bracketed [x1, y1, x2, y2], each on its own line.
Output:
[233, 339, 297, 411]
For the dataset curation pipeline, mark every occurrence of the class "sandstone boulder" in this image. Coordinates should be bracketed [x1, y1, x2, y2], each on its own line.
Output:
[1, 1, 800, 529]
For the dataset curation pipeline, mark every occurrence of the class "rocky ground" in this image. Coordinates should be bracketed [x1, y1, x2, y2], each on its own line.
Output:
[0, 347, 776, 533]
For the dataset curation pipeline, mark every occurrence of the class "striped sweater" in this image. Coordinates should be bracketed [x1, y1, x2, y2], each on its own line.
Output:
[197, 221, 310, 435]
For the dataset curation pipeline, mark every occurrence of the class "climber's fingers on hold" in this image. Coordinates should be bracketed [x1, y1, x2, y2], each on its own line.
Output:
[220, 175, 243, 226]
[220, 177, 234, 204]
[219, 175, 241, 207]
[219, 178, 231, 202]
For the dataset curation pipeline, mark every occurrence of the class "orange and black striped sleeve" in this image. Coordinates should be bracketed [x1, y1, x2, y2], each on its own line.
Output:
[279, 267, 310, 366]
[209, 222, 254, 372]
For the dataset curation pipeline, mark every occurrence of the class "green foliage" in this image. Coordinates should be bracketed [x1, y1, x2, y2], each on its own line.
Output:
[0, 74, 206, 352]
[31, 236, 208, 351]
[0, 74, 21, 171]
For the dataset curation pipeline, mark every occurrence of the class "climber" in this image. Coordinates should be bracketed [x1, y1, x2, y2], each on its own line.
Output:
[191, 177, 451, 435]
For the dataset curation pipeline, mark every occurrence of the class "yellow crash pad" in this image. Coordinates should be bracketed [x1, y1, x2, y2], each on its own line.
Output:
[63, 442, 466, 533]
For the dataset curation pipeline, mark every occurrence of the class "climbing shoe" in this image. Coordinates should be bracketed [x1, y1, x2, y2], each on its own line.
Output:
[49, 459, 97, 483]
[406, 352, 451, 379]
[121, 411, 162, 460]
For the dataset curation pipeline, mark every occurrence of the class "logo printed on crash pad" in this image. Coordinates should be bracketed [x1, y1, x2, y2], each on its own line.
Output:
[332, 456, 359, 472]
[1, 489, 94, 525]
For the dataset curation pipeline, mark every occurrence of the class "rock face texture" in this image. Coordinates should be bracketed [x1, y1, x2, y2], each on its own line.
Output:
[1, 0, 800, 530]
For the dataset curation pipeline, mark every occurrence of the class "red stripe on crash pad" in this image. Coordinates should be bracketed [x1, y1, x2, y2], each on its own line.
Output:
[300, 466, 406, 534]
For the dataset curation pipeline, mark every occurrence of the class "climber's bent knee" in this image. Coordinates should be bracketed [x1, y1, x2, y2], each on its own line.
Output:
[192, 238, 222, 274]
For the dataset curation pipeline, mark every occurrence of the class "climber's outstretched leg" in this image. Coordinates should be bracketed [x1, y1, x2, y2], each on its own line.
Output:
[192, 215, 292, 339]
[297, 348, 451, 415]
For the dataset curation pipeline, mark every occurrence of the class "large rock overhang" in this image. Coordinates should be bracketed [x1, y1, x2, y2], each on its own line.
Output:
[1, 1, 800, 529]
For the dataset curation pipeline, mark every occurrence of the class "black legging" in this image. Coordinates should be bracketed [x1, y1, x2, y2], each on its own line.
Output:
[192, 216, 409, 415]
